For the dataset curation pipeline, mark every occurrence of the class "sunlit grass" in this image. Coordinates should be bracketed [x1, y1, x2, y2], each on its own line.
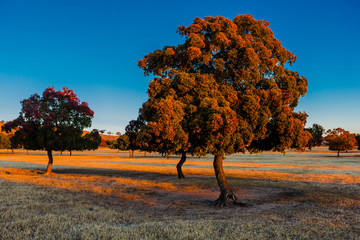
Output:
[0, 147, 360, 239]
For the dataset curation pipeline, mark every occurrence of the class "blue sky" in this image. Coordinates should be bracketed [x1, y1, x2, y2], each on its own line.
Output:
[0, 0, 359, 133]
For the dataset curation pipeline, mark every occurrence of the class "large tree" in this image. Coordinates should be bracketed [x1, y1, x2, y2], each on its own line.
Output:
[139, 14, 309, 206]
[325, 128, 356, 157]
[2, 87, 94, 173]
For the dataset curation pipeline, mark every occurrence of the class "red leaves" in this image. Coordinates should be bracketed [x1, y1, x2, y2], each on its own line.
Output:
[2, 87, 94, 151]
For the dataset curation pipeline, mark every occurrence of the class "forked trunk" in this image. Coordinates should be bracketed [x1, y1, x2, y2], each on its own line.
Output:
[176, 152, 186, 179]
[212, 154, 246, 207]
[46, 149, 53, 174]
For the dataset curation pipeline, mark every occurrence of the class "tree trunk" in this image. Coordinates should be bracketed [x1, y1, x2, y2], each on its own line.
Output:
[212, 154, 246, 207]
[337, 150, 340, 157]
[70, 150, 72, 156]
[129, 150, 131, 157]
[177, 152, 186, 179]
[60, 151, 63, 156]
[46, 149, 53, 174]
[11, 148, 14, 154]
[26, 150, 29, 155]
[144, 151, 146, 157]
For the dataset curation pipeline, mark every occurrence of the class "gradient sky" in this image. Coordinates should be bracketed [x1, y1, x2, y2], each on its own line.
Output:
[0, 0, 359, 133]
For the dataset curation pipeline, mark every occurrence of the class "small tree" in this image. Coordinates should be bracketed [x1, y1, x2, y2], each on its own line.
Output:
[325, 128, 356, 157]
[0, 133, 10, 149]
[82, 129, 102, 151]
[2, 87, 94, 173]
[125, 116, 144, 157]
[306, 123, 324, 150]
[354, 134, 360, 150]
[108, 134, 129, 152]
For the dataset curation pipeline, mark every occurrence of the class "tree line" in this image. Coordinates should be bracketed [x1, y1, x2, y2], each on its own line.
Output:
[1, 14, 358, 206]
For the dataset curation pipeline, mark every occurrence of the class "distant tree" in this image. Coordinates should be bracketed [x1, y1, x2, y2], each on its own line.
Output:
[325, 128, 356, 157]
[139, 15, 309, 205]
[305, 123, 325, 150]
[107, 131, 112, 135]
[116, 132, 121, 136]
[82, 129, 102, 151]
[354, 134, 360, 150]
[125, 116, 144, 157]
[7, 133, 21, 154]
[2, 87, 94, 173]
[108, 134, 130, 153]
[0, 133, 10, 149]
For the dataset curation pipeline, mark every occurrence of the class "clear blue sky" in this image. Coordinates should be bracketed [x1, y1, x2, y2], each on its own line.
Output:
[0, 0, 359, 133]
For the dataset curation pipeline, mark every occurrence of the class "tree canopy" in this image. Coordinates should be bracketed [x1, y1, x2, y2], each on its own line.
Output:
[306, 123, 325, 150]
[2, 87, 94, 173]
[325, 128, 356, 157]
[108, 134, 130, 153]
[0, 133, 10, 149]
[125, 116, 145, 157]
[82, 129, 102, 151]
[138, 14, 309, 206]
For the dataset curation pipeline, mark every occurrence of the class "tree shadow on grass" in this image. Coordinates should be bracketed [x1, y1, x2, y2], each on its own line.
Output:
[49, 167, 178, 180]
[321, 154, 360, 158]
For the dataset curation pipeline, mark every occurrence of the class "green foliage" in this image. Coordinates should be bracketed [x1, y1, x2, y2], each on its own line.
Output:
[0, 133, 10, 149]
[354, 134, 360, 150]
[125, 116, 144, 152]
[108, 134, 129, 151]
[82, 129, 102, 151]
[306, 123, 325, 150]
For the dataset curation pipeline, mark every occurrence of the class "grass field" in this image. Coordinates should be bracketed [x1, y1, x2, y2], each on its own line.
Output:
[0, 147, 359, 239]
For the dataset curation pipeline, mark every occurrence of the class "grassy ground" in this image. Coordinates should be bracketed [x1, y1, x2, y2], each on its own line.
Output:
[0, 147, 359, 239]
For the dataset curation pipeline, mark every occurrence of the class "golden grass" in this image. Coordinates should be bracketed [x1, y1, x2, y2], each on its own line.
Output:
[1, 149, 360, 186]
[0, 167, 191, 204]
[1, 148, 360, 239]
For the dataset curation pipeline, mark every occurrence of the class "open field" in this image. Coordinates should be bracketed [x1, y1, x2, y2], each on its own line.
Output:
[0, 147, 360, 239]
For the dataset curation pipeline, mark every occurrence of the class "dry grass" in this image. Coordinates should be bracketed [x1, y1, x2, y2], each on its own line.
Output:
[0, 147, 360, 239]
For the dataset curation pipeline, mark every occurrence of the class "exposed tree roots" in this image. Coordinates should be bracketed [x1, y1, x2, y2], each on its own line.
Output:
[211, 193, 251, 207]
